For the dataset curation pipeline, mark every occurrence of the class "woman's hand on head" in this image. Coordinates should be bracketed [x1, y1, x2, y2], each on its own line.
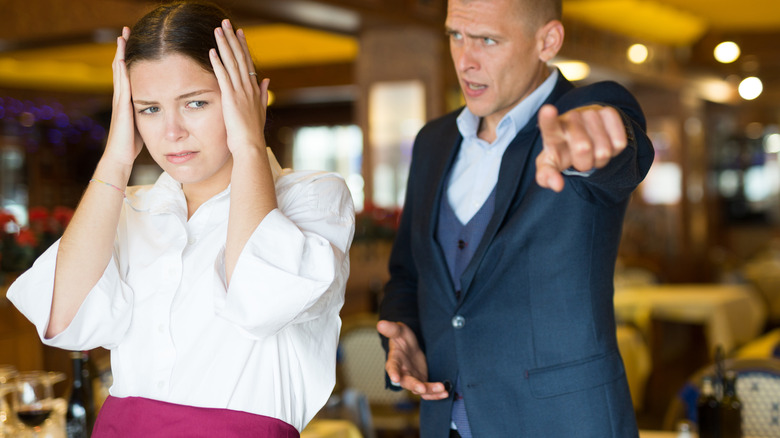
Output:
[104, 26, 144, 171]
[210, 19, 269, 157]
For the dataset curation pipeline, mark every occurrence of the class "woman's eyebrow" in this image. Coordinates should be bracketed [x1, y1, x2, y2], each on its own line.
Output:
[177, 89, 215, 100]
[133, 89, 215, 105]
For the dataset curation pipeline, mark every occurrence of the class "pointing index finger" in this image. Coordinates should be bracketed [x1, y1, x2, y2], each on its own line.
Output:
[538, 104, 565, 148]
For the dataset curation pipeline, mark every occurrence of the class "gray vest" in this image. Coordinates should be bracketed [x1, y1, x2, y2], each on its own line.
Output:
[435, 186, 497, 298]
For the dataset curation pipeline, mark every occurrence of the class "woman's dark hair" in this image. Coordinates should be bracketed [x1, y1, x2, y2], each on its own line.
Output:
[125, 0, 231, 72]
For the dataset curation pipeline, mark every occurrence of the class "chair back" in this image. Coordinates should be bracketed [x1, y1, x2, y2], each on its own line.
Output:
[338, 313, 413, 406]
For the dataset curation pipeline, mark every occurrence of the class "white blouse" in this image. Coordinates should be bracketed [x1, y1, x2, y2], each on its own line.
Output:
[8, 153, 355, 431]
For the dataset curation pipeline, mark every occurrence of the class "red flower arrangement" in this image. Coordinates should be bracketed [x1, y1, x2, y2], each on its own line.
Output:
[354, 201, 402, 243]
[0, 206, 73, 273]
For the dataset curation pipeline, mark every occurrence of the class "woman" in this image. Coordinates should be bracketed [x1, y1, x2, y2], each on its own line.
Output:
[8, 1, 354, 436]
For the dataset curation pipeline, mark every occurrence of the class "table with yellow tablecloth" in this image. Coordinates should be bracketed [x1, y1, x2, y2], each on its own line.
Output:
[302, 419, 362, 438]
[614, 283, 767, 354]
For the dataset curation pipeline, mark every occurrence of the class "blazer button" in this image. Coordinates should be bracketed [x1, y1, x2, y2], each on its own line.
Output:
[452, 315, 466, 329]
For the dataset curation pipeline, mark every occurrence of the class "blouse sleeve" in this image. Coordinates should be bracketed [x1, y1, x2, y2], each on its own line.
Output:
[6, 239, 133, 351]
[213, 171, 355, 338]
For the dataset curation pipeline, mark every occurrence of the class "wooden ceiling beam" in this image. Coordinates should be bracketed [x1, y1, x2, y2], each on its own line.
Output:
[0, 0, 151, 44]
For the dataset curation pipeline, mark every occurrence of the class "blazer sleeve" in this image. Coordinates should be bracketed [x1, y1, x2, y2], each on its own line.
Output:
[555, 81, 655, 205]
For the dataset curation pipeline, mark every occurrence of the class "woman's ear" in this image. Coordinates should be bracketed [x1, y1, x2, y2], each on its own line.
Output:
[537, 20, 564, 62]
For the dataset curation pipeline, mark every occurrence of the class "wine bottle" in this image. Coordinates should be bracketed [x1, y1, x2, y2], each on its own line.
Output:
[697, 376, 721, 438]
[66, 351, 95, 438]
[81, 350, 97, 434]
[720, 371, 742, 438]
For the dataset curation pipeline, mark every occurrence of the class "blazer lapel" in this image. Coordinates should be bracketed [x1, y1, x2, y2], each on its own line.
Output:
[420, 115, 464, 302]
[458, 73, 575, 296]
[457, 126, 539, 295]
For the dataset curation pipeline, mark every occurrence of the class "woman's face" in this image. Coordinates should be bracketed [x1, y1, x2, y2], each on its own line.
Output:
[129, 53, 232, 194]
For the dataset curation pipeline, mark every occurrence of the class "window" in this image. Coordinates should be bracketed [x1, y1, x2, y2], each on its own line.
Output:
[292, 125, 364, 211]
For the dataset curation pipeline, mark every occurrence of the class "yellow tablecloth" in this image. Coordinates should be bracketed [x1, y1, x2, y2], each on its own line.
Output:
[617, 323, 651, 410]
[639, 431, 684, 438]
[614, 283, 767, 354]
[640, 431, 760, 438]
[302, 419, 362, 438]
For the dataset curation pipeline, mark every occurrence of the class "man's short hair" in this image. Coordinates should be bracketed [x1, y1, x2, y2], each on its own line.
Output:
[519, 0, 562, 29]
[449, 0, 562, 33]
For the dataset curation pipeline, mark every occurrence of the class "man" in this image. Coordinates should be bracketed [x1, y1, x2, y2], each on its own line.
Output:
[376, 0, 654, 436]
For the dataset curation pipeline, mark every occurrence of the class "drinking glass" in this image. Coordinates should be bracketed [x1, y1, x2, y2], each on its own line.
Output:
[12, 371, 56, 437]
[0, 365, 18, 438]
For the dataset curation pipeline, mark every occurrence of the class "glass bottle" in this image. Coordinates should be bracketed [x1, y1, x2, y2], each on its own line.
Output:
[81, 350, 97, 434]
[697, 376, 721, 438]
[66, 352, 95, 438]
[676, 420, 694, 438]
[720, 371, 742, 438]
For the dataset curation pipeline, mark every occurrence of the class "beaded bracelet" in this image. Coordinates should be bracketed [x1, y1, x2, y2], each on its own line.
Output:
[89, 178, 126, 198]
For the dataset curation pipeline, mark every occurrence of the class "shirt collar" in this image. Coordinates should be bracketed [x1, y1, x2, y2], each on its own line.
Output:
[456, 68, 559, 141]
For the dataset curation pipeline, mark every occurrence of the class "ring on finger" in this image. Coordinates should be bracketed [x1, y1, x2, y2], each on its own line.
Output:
[249, 72, 257, 77]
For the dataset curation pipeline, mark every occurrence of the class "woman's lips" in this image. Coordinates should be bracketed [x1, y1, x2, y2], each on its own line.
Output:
[166, 151, 198, 164]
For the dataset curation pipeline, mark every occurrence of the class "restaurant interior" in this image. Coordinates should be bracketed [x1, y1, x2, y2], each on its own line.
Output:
[1, 0, 780, 436]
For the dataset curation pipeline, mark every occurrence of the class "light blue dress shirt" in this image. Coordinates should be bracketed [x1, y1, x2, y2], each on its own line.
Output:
[447, 69, 559, 225]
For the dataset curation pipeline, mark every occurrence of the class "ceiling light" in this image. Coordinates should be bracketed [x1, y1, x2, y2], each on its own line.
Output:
[714, 41, 740, 64]
[738, 77, 763, 100]
[552, 60, 590, 81]
[764, 133, 780, 154]
[562, 0, 707, 46]
[627, 44, 649, 64]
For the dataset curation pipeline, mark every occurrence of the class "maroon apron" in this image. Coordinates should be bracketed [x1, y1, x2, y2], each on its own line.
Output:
[92, 395, 300, 437]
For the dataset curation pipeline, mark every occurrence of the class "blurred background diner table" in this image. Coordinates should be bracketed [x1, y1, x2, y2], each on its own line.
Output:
[614, 283, 767, 355]
[614, 282, 770, 428]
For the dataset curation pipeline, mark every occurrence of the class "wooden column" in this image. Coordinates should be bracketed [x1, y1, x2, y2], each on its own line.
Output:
[355, 24, 450, 208]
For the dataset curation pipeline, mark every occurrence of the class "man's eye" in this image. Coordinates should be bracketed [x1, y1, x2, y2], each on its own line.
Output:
[483, 37, 496, 45]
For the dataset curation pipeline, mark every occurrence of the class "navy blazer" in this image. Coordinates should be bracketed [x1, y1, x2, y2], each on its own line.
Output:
[379, 73, 655, 437]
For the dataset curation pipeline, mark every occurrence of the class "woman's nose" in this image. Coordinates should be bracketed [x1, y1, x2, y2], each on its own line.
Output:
[164, 114, 188, 142]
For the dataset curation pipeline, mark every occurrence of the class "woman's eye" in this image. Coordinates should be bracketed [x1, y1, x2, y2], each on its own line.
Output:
[138, 106, 159, 115]
[187, 101, 207, 109]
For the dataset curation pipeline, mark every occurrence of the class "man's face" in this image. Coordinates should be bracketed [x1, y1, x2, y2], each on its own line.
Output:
[446, 0, 550, 128]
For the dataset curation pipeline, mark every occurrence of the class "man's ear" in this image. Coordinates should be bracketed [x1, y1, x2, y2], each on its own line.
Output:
[537, 20, 564, 62]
